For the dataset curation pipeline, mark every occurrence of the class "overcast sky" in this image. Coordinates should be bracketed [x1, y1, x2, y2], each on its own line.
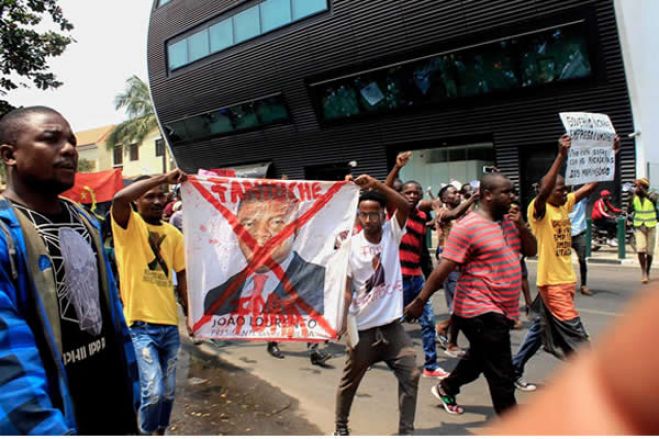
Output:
[6, 0, 152, 132]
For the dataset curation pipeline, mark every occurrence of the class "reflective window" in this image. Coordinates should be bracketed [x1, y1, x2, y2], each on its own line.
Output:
[210, 20, 234, 52]
[167, 0, 328, 71]
[292, 0, 327, 20]
[233, 7, 261, 43]
[312, 21, 593, 122]
[165, 95, 291, 145]
[168, 39, 188, 70]
[260, 0, 292, 32]
[158, 0, 171, 6]
[188, 30, 210, 62]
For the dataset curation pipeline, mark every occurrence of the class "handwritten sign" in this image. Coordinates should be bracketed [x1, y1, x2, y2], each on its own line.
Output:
[559, 112, 616, 185]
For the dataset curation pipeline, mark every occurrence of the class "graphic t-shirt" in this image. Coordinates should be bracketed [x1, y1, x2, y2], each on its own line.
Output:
[441, 211, 522, 321]
[528, 192, 577, 286]
[348, 218, 405, 331]
[112, 210, 185, 326]
[15, 201, 136, 434]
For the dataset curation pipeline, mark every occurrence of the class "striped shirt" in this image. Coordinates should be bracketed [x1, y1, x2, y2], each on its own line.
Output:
[399, 208, 428, 277]
[441, 211, 522, 320]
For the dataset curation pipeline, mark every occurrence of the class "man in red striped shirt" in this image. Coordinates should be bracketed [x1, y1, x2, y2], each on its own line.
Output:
[404, 173, 537, 416]
[385, 151, 448, 379]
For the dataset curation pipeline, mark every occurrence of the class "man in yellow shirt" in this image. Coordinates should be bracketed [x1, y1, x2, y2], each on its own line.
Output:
[512, 134, 619, 388]
[111, 169, 188, 435]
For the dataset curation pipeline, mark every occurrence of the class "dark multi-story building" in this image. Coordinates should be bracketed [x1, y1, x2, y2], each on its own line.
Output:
[148, 0, 635, 207]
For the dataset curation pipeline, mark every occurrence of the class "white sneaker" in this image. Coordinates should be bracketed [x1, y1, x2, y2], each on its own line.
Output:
[514, 378, 537, 392]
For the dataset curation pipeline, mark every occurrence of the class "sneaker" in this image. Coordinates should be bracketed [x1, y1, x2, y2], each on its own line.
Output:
[333, 425, 350, 436]
[444, 346, 466, 359]
[310, 350, 332, 366]
[267, 342, 285, 359]
[514, 378, 537, 392]
[435, 333, 449, 349]
[430, 383, 464, 415]
[423, 367, 450, 379]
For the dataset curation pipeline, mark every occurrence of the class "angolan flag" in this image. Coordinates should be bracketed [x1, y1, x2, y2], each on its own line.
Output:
[183, 175, 359, 341]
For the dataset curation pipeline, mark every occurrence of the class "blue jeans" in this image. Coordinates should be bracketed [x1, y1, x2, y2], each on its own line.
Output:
[130, 322, 180, 434]
[512, 316, 542, 379]
[402, 275, 438, 371]
[443, 270, 460, 312]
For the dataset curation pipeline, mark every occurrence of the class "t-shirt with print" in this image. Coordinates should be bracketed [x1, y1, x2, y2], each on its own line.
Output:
[528, 193, 577, 286]
[14, 201, 136, 434]
[348, 218, 406, 331]
[441, 211, 522, 321]
[112, 209, 185, 327]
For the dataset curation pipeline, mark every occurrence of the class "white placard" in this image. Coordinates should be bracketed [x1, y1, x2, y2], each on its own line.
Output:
[559, 112, 616, 185]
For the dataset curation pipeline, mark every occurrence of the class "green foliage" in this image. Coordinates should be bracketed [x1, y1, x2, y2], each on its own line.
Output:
[106, 75, 159, 149]
[77, 158, 95, 172]
[0, 0, 74, 116]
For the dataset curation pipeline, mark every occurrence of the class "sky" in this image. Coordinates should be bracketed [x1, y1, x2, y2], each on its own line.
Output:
[5, 0, 152, 132]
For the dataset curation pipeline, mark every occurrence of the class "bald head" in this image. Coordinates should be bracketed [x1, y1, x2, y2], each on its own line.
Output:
[479, 172, 509, 194]
[0, 106, 63, 145]
[479, 172, 515, 220]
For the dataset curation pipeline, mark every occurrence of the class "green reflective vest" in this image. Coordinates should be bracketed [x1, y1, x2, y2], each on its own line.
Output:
[632, 195, 657, 227]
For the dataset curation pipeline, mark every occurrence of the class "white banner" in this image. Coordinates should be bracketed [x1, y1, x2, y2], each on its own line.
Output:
[559, 112, 617, 185]
[182, 176, 360, 341]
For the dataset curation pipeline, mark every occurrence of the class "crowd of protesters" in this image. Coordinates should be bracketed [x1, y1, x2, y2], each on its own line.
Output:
[1, 105, 656, 436]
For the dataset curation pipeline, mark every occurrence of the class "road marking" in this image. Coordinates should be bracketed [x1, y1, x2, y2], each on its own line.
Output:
[578, 307, 621, 317]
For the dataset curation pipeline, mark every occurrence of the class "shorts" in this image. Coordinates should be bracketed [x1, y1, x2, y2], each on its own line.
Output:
[635, 226, 656, 255]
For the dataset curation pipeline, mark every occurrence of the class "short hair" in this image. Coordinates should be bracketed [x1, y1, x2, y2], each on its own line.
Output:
[438, 184, 453, 201]
[0, 106, 62, 145]
[401, 180, 422, 191]
[479, 172, 508, 193]
[358, 190, 387, 209]
[238, 183, 299, 211]
[460, 183, 472, 192]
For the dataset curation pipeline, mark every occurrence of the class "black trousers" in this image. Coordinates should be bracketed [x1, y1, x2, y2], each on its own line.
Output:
[441, 312, 516, 415]
[571, 232, 588, 287]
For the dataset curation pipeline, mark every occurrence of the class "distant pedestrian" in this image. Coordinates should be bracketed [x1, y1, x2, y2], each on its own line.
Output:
[628, 178, 657, 283]
[569, 195, 591, 295]
[405, 172, 537, 416]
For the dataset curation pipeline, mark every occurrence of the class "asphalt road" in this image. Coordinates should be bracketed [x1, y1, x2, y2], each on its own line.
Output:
[173, 262, 655, 435]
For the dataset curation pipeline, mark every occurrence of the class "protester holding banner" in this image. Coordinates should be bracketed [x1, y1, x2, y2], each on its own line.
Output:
[111, 169, 189, 435]
[628, 178, 657, 284]
[0, 106, 139, 434]
[404, 172, 537, 416]
[384, 151, 448, 379]
[335, 174, 419, 436]
[513, 134, 620, 390]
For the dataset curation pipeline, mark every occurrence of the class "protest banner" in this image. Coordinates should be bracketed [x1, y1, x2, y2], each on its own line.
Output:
[183, 175, 360, 341]
[559, 112, 617, 185]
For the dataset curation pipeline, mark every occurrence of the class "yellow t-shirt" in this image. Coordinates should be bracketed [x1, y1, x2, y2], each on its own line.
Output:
[112, 210, 186, 326]
[528, 193, 577, 287]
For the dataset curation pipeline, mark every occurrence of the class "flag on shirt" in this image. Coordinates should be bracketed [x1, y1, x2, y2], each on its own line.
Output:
[183, 175, 360, 341]
[61, 168, 123, 204]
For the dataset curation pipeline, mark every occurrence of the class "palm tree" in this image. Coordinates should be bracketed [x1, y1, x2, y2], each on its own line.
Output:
[106, 75, 159, 150]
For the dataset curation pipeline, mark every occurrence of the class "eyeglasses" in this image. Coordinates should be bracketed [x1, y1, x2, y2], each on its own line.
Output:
[357, 211, 382, 220]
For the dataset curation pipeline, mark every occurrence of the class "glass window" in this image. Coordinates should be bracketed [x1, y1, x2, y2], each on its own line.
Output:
[129, 144, 139, 161]
[233, 7, 261, 44]
[292, 0, 327, 20]
[231, 103, 260, 130]
[254, 96, 289, 124]
[321, 84, 361, 120]
[113, 146, 123, 166]
[184, 115, 211, 141]
[155, 138, 165, 157]
[188, 30, 210, 62]
[209, 19, 234, 53]
[168, 39, 188, 70]
[158, 0, 171, 6]
[260, 0, 292, 32]
[208, 109, 234, 134]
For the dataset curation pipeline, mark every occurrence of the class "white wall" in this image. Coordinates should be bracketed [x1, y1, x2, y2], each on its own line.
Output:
[615, 0, 659, 188]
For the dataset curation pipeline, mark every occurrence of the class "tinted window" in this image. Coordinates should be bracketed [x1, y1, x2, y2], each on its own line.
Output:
[255, 96, 289, 123]
[168, 40, 188, 70]
[260, 0, 292, 32]
[208, 110, 234, 134]
[233, 7, 261, 43]
[209, 19, 234, 52]
[231, 103, 260, 130]
[188, 30, 210, 62]
[292, 0, 327, 20]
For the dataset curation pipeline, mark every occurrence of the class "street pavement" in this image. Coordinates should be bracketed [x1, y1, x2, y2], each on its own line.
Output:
[179, 262, 655, 435]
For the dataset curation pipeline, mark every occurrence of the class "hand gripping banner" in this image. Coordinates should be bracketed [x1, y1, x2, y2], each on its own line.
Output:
[183, 175, 359, 341]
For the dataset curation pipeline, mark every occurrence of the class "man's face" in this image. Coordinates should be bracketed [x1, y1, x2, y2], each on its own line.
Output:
[441, 186, 460, 208]
[237, 198, 296, 273]
[548, 176, 568, 206]
[485, 177, 515, 220]
[636, 185, 648, 197]
[136, 185, 168, 222]
[357, 200, 385, 235]
[4, 111, 78, 194]
[401, 183, 422, 208]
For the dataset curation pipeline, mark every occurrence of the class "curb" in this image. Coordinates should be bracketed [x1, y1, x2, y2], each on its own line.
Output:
[586, 258, 636, 265]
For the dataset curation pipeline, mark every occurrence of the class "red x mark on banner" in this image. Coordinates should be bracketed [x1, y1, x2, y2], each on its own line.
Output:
[190, 176, 348, 337]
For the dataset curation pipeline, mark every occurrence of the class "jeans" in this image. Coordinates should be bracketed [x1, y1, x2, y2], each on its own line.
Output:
[130, 322, 180, 434]
[443, 270, 460, 312]
[571, 232, 588, 287]
[402, 275, 438, 371]
[441, 313, 516, 415]
[512, 316, 542, 379]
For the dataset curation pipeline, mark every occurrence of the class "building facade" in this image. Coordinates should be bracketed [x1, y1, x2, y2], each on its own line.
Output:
[148, 0, 636, 207]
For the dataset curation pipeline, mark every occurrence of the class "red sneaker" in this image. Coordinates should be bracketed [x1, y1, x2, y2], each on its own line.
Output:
[423, 367, 450, 379]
